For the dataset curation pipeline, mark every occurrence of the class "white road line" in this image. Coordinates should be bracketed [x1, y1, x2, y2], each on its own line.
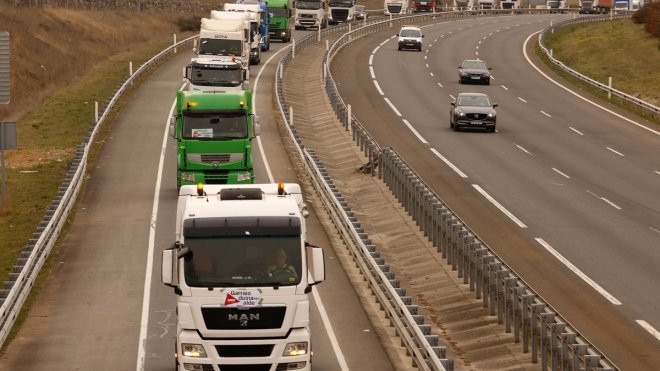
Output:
[654, 171, 660, 175]
[430, 72, 434, 77]
[490, 76, 495, 80]
[430, 148, 468, 178]
[369, 66, 375, 79]
[637, 320, 660, 341]
[535, 238, 622, 305]
[489, 32, 493, 36]
[586, 190, 622, 210]
[372, 45, 381, 54]
[434, 38, 438, 42]
[384, 97, 402, 116]
[426, 49, 429, 53]
[476, 46, 479, 49]
[475, 52, 479, 55]
[373, 79, 384, 95]
[437, 82, 444, 88]
[569, 126, 584, 135]
[483, 36, 487, 39]
[501, 85, 509, 90]
[473, 184, 528, 228]
[650, 227, 660, 235]
[390, 35, 396, 39]
[426, 63, 429, 68]
[369, 54, 374, 65]
[518, 97, 527, 103]
[135, 81, 187, 371]
[478, 40, 482, 44]
[523, 32, 660, 137]
[552, 168, 571, 179]
[424, 55, 427, 60]
[607, 147, 625, 157]
[402, 119, 429, 144]
[429, 44, 432, 47]
[449, 94, 456, 100]
[380, 39, 389, 46]
[515, 144, 532, 155]
[441, 35, 445, 38]
[541, 111, 552, 117]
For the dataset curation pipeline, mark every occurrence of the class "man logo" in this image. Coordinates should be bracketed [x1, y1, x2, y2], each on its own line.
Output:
[228, 313, 260, 327]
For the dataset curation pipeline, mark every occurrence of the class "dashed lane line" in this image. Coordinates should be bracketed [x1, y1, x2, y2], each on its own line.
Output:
[569, 127, 584, 136]
[384, 97, 402, 116]
[552, 168, 571, 179]
[473, 184, 528, 228]
[637, 320, 660, 341]
[430, 148, 468, 178]
[607, 147, 625, 157]
[402, 119, 429, 144]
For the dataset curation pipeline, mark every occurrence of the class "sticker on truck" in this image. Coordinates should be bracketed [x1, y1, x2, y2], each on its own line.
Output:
[224, 289, 262, 307]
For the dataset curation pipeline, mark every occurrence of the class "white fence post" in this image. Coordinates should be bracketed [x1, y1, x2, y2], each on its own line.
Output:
[289, 106, 294, 126]
[129, 61, 133, 76]
[95, 101, 99, 123]
[292, 39, 296, 59]
[608, 77, 612, 99]
[174, 34, 177, 53]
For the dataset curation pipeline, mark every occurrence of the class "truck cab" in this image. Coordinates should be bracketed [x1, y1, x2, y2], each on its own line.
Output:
[184, 57, 249, 92]
[412, 0, 435, 12]
[198, 18, 251, 68]
[295, 0, 328, 30]
[268, 0, 293, 42]
[212, 10, 261, 65]
[453, 0, 473, 10]
[328, 0, 355, 24]
[499, 0, 519, 9]
[162, 183, 326, 371]
[171, 91, 260, 187]
[384, 0, 408, 14]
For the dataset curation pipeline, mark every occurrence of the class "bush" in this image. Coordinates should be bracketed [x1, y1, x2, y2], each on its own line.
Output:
[632, 1, 660, 38]
[176, 16, 200, 32]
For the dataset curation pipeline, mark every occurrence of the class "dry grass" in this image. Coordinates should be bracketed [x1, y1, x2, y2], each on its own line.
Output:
[544, 18, 660, 107]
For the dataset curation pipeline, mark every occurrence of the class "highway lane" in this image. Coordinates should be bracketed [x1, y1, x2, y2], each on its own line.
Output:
[0, 30, 395, 371]
[331, 14, 660, 369]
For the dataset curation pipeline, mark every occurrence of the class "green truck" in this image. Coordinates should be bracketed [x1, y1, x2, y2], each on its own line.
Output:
[171, 90, 260, 188]
[268, 0, 293, 42]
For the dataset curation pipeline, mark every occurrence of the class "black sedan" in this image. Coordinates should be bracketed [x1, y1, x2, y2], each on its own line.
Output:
[450, 93, 497, 132]
[458, 59, 492, 85]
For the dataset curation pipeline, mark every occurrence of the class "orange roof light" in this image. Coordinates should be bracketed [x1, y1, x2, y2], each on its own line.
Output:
[197, 183, 204, 196]
[277, 182, 285, 195]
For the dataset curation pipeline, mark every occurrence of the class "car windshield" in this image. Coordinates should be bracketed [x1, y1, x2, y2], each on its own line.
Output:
[400, 29, 421, 37]
[199, 39, 243, 56]
[297, 0, 323, 9]
[183, 236, 302, 287]
[462, 61, 487, 69]
[457, 95, 491, 107]
[182, 112, 248, 139]
[190, 65, 242, 87]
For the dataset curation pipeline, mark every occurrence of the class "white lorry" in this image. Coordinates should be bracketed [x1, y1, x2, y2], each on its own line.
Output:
[384, 0, 409, 14]
[328, 0, 355, 24]
[294, 0, 328, 30]
[477, 0, 493, 8]
[184, 57, 249, 92]
[198, 18, 251, 68]
[453, 0, 474, 10]
[498, 0, 519, 9]
[212, 10, 261, 65]
[162, 183, 326, 371]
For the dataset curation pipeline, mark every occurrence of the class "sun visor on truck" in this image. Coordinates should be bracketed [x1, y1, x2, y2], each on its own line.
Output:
[183, 216, 301, 237]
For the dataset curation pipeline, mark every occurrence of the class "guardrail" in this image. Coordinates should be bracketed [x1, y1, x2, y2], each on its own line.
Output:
[0, 35, 197, 347]
[538, 15, 660, 119]
[278, 10, 619, 371]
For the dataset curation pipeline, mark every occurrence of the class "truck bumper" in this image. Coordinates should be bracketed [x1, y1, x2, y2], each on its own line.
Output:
[178, 170, 254, 188]
[176, 328, 311, 371]
[269, 29, 291, 41]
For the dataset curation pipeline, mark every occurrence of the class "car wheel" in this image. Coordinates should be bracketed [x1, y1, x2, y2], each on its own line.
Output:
[485, 80, 490, 85]
[453, 124, 460, 132]
[398, 46, 402, 51]
[490, 126, 496, 133]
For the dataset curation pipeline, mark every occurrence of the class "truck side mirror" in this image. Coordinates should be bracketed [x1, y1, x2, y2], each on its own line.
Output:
[450, 102, 456, 107]
[243, 80, 250, 90]
[493, 103, 498, 108]
[162, 248, 178, 287]
[169, 117, 176, 138]
[307, 244, 325, 284]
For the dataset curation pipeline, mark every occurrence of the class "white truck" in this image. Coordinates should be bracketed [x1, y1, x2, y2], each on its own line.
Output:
[498, 0, 519, 9]
[162, 183, 326, 371]
[477, 0, 494, 8]
[184, 57, 249, 92]
[212, 10, 261, 65]
[328, 0, 355, 24]
[546, 0, 567, 11]
[294, 0, 328, 30]
[453, 0, 474, 10]
[198, 18, 251, 68]
[384, 0, 409, 14]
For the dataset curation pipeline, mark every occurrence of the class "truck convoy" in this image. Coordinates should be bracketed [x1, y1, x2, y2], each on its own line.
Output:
[184, 57, 249, 92]
[211, 10, 261, 65]
[228, 0, 271, 51]
[328, 0, 356, 23]
[546, 0, 567, 11]
[269, 0, 293, 42]
[411, 0, 435, 12]
[499, 0, 520, 9]
[453, 0, 473, 10]
[295, 0, 328, 30]
[171, 90, 259, 188]
[579, 0, 611, 13]
[162, 183, 326, 371]
[198, 18, 251, 68]
[476, 0, 493, 9]
[384, 0, 408, 14]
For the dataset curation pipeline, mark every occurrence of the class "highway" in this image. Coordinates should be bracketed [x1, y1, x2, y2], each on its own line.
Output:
[330, 14, 660, 369]
[0, 32, 397, 371]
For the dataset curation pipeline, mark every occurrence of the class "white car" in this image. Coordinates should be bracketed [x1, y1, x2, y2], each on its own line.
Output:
[397, 25, 423, 51]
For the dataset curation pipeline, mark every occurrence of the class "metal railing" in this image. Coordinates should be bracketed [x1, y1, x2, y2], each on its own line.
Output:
[0, 35, 197, 347]
[538, 15, 660, 118]
[280, 10, 619, 371]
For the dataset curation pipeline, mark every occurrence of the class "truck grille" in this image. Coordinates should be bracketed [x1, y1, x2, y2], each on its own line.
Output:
[331, 8, 349, 21]
[188, 153, 243, 164]
[202, 307, 286, 330]
[216, 345, 274, 357]
[218, 365, 271, 371]
[387, 4, 402, 13]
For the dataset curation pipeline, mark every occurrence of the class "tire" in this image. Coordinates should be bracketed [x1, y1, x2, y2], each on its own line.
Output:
[490, 126, 496, 133]
[450, 120, 454, 129]
[398, 46, 402, 51]
[485, 80, 490, 85]
[453, 124, 460, 132]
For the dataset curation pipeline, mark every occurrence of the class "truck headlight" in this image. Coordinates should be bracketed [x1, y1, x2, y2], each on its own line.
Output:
[283, 342, 308, 356]
[237, 172, 251, 182]
[182, 343, 207, 358]
[181, 173, 195, 182]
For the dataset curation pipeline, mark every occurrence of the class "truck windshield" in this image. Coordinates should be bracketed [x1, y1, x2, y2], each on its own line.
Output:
[297, 1, 323, 9]
[329, 0, 353, 6]
[190, 65, 242, 87]
[183, 236, 303, 287]
[182, 112, 248, 139]
[199, 39, 243, 56]
[270, 7, 289, 17]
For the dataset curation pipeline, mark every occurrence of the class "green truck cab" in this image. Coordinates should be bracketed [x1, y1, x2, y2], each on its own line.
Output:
[268, 0, 293, 42]
[171, 90, 260, 188]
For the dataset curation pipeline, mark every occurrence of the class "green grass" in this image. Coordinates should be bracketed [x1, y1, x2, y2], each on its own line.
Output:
[540, 19, 660, 124]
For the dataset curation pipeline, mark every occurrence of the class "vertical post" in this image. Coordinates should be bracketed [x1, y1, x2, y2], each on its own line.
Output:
[608, 76, 612, 99]
[349, 22, 352, 33]
[318, 25, 321, 42]
[323, 62, 327, 87]
[193, 38, 197, 51]
[0, 122, 5, 209]
[289, 106, 294, 126]
[326, 39, 329, 50]
[95, 101, 99, 123]
[347, 104, 352, 131]
[129, 61, 133, 76]
[550, 49, 553, 58]
[173, 33, 177, 53]
[292, 39, 296, 59]
[279, 63, 283, 80]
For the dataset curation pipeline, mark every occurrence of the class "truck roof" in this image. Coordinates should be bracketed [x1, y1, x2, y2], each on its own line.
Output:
[201, 18, 246, 32]
[210, 10, 253, 21]
[266, 0, 292, 7]
[224, 3, 262, 12]
[177, 90, 253, 111]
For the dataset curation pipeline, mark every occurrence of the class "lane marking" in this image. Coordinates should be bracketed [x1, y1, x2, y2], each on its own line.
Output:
[501, 85, 509, 90]
[475, 51, 479, 56]
[430, 148, 468, 178]
[434, 38, 438, 42]
[437, 82, 444, 88]
[637, 320, 660, 341]
[402, 119, 429, 144]
[518, 97, 527, 103]
[654, 171, 660, 175]
[369, 54, 374, 65]
[449, 94, 456, 100]
[490, 76, 495, 80]
[586, 190, 622, 210]
[384, 97, 402, 116]
[424, 55, 427, 60]
[135, 81, 187, 371]
[650, 227, 660, 235]
[430, 72, 434, 77]
[607, 147, 625, 157]
[569, 127, 584, 136]
[372, 45, 381, 54]
[426, 49, 429, 53]
[426, 63, 429, 68]
[523, 32, 660, 137]
[478, 40, 482, 44]
[552, 168, 571, 179]
[476, 46, 479, 49]
[373, 79, 384, 96]
[473, 184, 528, 228]
[515, 144, 532, 155]
[535, 238, 622, 305]
[541, 111, 552, 118]
[380, 39, 389, 46]
[369, 66, 375, 79]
